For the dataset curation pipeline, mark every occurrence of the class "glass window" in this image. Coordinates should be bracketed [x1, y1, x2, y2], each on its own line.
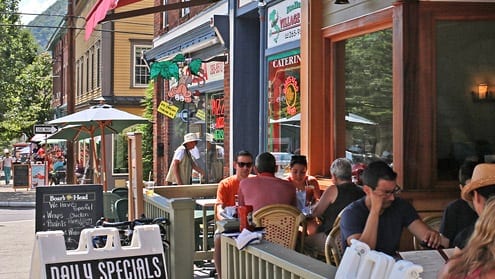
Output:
[267, 50, 301, 177]
[162, 0, 168, 28]
[133, 45, 152, 87]
[343, 29, 393, 167]
[436, 20, 495, 180]
[113, 134, 128, 174]
[181, 0, 190, 18]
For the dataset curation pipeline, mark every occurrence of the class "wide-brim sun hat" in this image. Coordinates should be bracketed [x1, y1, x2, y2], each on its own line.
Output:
[182, 132, 201, 145]
[461, 163, 495, 201]
[206, 133, 214, 142]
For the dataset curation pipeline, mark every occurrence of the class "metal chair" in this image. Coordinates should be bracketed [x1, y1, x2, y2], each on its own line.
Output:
[413, 213, 443, 250]
[114, 198, 128, 222]
[111, 187, 128, 198]
[253, 204, 304, 250]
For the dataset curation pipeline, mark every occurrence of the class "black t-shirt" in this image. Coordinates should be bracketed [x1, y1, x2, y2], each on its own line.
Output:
[453, 223, 474, 249]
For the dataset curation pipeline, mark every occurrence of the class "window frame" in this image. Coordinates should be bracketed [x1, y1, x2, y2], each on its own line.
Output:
[131, 43, 152, 88]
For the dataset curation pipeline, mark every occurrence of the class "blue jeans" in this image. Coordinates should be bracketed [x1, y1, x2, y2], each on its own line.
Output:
[4, 167, 11, 184]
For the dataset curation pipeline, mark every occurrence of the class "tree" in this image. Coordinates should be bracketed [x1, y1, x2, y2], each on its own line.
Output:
[0, 0, 53, 148]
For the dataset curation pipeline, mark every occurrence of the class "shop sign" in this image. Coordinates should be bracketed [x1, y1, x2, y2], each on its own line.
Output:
[196, 109, 206, 121]
[267, 0, 301, 49]
[157, 101, 179, 119]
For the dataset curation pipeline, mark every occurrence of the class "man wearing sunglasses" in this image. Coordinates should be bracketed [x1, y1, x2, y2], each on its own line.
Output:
[213, 150, 255, 278]
[340, 161, 449, 256]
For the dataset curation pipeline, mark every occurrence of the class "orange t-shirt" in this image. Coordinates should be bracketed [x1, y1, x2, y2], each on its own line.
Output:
[216, 175, 241, 207]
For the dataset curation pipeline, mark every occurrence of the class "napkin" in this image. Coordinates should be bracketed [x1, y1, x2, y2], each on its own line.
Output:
[235, 229, 263, 250]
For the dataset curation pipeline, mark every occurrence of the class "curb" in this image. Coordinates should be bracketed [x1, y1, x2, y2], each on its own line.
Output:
[0, 201, 35, 207]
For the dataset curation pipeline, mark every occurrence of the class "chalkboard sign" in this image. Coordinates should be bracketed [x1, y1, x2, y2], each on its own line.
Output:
[35, 185, 103, 250]
[13, 164, 29, 188]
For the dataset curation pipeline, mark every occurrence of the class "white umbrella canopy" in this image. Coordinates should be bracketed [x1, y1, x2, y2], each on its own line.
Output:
[48, 104, 149, 190]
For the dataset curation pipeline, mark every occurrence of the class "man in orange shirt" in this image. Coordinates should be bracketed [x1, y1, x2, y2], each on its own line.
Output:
[213, 150, 254, 278]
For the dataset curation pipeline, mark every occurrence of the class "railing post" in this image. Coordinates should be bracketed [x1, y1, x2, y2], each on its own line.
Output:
[168, 198, 195, 279]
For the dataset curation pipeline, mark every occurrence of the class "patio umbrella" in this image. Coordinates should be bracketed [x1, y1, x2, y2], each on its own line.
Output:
[48, 104, 149, 190]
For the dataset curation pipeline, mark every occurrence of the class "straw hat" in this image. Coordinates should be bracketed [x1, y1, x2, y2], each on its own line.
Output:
[206, 133, 214, 142]
[182, 132, 201, 145]
[461, 163, 495, 201]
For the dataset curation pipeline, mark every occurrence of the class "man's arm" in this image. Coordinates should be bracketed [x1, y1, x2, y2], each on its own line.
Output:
[345, 187, 383, 249]
[311, 185, 337, 217]
[171, 159, 182, 185]
[408, 219, 450, 249]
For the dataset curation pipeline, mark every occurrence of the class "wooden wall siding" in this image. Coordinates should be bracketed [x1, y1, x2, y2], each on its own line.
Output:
[113, 0, 154, 97]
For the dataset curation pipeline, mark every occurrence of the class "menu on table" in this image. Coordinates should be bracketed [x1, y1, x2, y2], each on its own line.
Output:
[398, 249, 453, 279]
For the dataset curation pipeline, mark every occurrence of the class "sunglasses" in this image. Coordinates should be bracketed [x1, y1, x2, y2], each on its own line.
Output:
[237, 162, 253, 168]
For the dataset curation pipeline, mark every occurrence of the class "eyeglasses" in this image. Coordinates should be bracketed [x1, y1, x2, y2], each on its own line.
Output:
[237, 162, 253, 168]
[377, 185, 402, 196]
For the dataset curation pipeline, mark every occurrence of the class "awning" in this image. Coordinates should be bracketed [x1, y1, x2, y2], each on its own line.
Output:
[85, 0, 222, 41]
[85, 0, 142, 40]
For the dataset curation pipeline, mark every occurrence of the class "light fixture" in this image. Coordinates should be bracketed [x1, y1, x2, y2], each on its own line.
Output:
[335, 0, 350, 4]
[472, 83, 493, 102]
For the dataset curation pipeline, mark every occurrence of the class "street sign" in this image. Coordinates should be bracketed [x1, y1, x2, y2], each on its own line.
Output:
[34, 125, 58, 134]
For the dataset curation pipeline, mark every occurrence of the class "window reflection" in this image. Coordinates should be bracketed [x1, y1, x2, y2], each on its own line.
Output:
[344, 29, 393, 167]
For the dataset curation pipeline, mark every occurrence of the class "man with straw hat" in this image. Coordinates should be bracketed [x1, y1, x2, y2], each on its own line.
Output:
[453, 163, 495, 249]
[166, 133, 205, 185]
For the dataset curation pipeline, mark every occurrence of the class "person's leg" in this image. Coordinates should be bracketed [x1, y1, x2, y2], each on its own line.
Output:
[5, 167, 11, 184]
[213, 233, 221, 278]
[303, 232, 327, 258]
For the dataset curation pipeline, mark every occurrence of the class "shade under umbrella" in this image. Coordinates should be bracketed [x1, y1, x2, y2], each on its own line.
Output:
[48, 104, 149, 190]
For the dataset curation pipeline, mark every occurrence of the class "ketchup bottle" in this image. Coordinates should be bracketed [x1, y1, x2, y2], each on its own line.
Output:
[238, 205, 254, 231]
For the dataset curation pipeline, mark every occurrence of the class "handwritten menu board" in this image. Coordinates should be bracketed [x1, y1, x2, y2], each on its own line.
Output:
[13, 164, 29, 188]
[35, 185, 103, 250]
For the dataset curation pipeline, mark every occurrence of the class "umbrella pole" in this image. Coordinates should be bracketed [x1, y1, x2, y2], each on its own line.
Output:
[100, 122, 108, 191]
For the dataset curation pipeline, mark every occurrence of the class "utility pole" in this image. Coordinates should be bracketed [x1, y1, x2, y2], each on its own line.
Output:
[65, 0, 75, 183]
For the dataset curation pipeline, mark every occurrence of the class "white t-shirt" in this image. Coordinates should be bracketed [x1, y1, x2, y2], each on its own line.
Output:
[172, 146, 200, 161]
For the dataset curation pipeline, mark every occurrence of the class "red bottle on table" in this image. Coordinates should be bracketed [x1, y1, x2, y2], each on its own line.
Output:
[238, 205, 254, 231]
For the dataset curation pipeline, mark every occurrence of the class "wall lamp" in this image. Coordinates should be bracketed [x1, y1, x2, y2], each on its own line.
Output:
[472, 83, 494, 102]
[335, 0, 350, 4]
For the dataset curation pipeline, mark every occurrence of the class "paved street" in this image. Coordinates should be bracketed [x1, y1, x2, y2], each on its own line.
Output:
[0, 208, 35, 279]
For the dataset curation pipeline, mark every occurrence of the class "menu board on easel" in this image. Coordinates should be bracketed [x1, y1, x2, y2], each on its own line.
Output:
[31, 163, 48, 189]
[13, 164, 30, 189]
[35, 185, 104, 250]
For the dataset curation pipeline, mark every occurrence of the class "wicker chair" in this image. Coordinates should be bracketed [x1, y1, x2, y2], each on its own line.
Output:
[253, 204, 304, 250]
[413, 213, 443, 250]
[325, 213, 345, 266]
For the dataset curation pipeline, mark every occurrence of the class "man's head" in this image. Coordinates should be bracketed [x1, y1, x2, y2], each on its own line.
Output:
[255, 152, 277, 174]
[461, 163, 495, 215]
[235, 150, 254, 179]
[330, 158, 352, 183]
[362, 161, 399, 209]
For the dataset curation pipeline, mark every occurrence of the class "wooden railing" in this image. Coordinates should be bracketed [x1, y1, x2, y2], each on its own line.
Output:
[221, 235, 336, 279]
[143, 184, 336, 279]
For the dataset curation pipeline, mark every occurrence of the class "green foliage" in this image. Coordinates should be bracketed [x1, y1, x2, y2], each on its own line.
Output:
[0, 0, 53, 149]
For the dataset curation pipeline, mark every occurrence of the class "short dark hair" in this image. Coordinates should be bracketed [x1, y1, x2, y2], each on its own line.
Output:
[459, 160, 478, 186]
[361, 161, 397, 189]
[475, 185, 495, 200]
[236, 150, 253, 161]
[290, 155, 307, 168]
[255, 152, 277, 173]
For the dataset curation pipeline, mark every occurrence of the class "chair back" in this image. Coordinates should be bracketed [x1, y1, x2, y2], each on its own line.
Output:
[325, 212, 344, 266]
[413, 213, 443, 250]
[253, 204, 304, 250]
[111, 187, 129, 198]
[115, 198, 129, 222]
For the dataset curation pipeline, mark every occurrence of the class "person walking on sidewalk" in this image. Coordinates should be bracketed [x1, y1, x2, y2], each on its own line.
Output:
[1, 149, 13, 185]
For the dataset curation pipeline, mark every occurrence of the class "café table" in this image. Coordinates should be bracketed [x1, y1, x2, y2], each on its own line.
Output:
[195, 198, 217, 257]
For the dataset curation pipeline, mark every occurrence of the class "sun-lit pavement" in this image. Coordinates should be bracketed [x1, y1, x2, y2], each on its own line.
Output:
[0, 183, 217, 278]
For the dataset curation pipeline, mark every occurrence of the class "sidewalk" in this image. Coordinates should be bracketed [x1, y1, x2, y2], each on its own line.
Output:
[0, 182, 35, 207]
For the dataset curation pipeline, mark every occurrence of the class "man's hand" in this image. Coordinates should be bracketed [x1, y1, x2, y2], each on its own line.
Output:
[368, 187, 384, 214]
[421, 230, 445, 249]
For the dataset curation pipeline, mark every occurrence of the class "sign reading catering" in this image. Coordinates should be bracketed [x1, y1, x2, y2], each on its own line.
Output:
[267, 1, 301, 49]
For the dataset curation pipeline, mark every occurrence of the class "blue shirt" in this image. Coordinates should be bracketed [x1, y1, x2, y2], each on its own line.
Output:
[340, 196, 419, 255]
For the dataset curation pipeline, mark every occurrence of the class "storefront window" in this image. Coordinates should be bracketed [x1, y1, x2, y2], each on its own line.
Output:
[436, 20, 495, 181]
[343, 29, 393, 167]
[113, 134, 128, 174]
[267, 49, 301, 176]
[167, 61, 225, 183]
